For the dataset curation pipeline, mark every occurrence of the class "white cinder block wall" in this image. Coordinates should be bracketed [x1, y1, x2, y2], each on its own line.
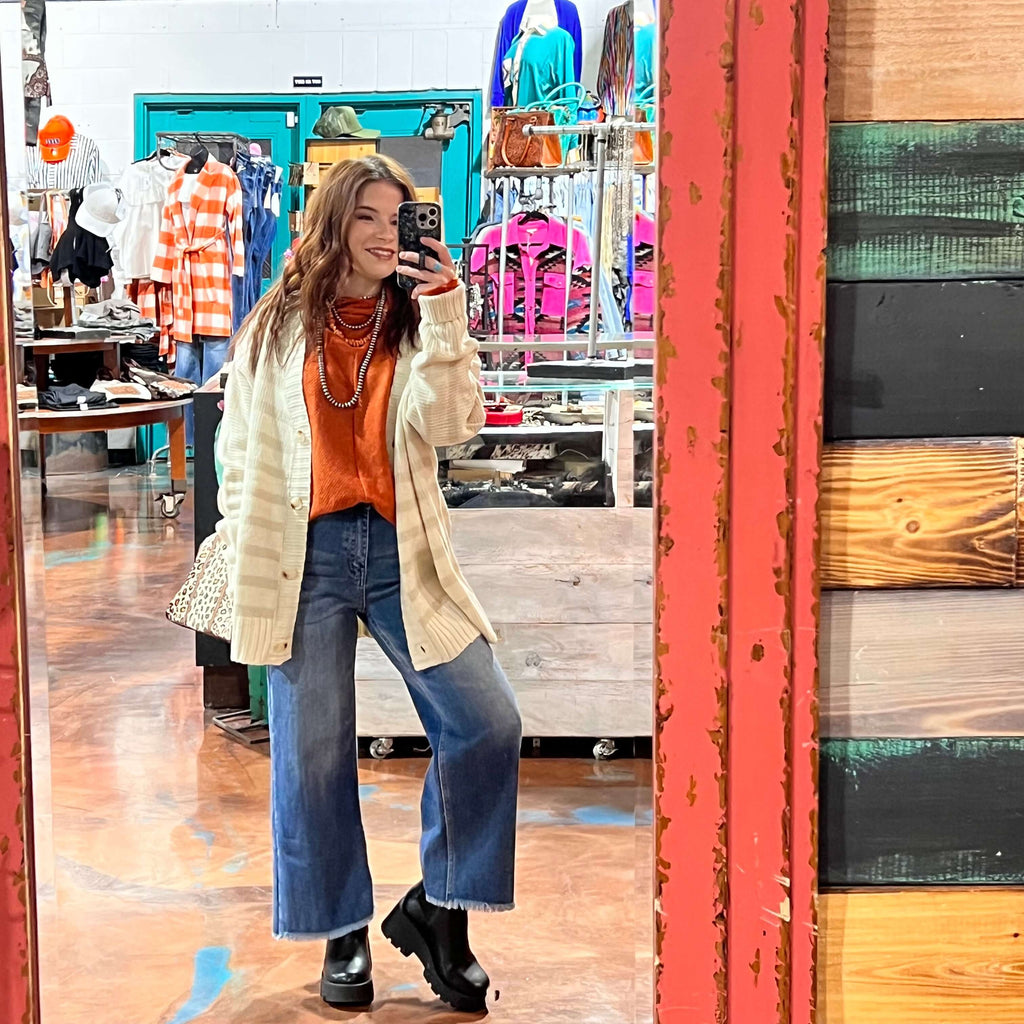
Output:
[0, 0, 622, 184]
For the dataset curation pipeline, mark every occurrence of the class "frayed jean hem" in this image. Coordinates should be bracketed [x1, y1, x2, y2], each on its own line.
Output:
[424, 893, 515, 913]
[274, 911, 374, 942]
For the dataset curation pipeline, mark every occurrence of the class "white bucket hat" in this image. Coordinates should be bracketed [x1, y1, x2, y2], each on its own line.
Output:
[76, 184, 122, 238]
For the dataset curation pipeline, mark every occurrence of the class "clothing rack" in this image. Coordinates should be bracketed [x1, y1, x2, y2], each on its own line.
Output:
[155, 131, 252, 167]
[490, 120, 648, 361]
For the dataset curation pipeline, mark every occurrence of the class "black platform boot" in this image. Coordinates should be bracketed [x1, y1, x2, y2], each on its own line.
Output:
[321, 925, 374, 1008]
[381, 882, 490, 1013]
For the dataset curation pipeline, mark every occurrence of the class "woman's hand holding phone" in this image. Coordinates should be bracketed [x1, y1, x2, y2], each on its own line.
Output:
[396, 236, 458, 300]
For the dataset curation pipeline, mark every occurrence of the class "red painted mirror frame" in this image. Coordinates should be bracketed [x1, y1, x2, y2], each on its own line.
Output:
[655, 0, 828, 1022]
[0, 0, 829, 1016]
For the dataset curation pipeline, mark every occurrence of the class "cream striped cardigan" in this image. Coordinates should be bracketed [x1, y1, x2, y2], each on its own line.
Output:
[215, 283, 497, 671]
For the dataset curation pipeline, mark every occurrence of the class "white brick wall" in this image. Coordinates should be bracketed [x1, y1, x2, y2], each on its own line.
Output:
[1, 0, 622, 183]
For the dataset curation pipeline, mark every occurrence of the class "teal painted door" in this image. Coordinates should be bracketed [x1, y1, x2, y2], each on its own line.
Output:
[141, 105, 299, 282]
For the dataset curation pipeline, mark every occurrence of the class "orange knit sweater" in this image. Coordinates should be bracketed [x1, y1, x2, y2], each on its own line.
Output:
[303, 295, 398, 523]
[302, 279, 460, 524]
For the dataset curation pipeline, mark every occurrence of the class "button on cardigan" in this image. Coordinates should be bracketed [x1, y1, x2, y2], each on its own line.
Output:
[215, 283, 498, 672]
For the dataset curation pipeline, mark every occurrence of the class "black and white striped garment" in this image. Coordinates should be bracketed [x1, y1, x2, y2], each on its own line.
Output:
[26, 134, 102, 190]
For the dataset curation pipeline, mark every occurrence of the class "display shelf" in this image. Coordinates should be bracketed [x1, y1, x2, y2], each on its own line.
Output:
[478, 378, 638, 393]
[484, 163, 657, 179]
[469, 423, 605, 440]
[472, 332, 655, 351]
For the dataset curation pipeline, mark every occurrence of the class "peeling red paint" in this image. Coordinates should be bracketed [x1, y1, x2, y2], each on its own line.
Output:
[655, 0, 825, 1022]
[654, 0, 733, 1019]
[0, 74, 40, 1024]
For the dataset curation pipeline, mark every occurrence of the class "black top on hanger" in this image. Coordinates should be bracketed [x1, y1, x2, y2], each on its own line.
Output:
[186, 136, 209, 174]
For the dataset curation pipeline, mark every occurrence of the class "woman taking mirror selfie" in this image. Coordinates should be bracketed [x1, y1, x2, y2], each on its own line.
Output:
[4, 0, 661, 1019]
[218, 154, 522, 1012]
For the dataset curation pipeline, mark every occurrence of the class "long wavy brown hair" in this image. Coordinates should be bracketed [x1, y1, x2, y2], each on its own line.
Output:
[239, 155, 419, 372]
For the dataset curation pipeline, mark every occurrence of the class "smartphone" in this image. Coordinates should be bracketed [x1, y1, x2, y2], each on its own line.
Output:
[397, 201, 443, 290]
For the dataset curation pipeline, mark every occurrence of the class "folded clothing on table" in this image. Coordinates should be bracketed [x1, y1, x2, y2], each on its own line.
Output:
[124, 361, 197, 400]
[78, 298, 157, 342]
[90, 379, 152, 403]
[38, 383, 117, 412]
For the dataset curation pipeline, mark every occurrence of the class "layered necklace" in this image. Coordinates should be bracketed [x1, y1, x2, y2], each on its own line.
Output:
[317, 289, 387, 410]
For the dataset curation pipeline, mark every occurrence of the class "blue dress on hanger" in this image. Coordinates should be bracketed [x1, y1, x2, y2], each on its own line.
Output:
[491, 0, 583, 107]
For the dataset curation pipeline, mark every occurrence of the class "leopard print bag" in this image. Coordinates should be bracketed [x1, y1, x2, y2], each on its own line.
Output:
[166, 533, 232, 642]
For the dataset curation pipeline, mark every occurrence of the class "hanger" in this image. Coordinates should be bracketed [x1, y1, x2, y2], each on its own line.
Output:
[186, 134, 209, 174]
[516, 207, 550, 225]
[134, 146, 181, 171]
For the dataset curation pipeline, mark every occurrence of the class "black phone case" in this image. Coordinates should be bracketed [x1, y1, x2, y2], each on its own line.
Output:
[397, 202, 443, 290]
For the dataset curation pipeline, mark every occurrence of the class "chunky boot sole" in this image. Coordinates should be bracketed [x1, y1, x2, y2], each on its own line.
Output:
[320, 976, 374, 1008]
[381, 904, 487, 1014]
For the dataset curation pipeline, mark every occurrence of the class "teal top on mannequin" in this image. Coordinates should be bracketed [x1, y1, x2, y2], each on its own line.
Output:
[636, 21, 656, 98]
[503, 26, 576, 107]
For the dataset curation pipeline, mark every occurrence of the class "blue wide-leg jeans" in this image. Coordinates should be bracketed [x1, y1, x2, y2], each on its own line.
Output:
[267, 505, 522, 939]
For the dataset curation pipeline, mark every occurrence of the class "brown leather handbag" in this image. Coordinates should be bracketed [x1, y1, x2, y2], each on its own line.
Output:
[488, 110, 562, 171]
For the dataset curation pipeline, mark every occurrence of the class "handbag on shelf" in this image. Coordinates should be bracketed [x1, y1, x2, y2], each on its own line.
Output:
[488, 109, 562, 171]
[526, 82, 587, 126]
[166, 532, 232, 642]
[525, 82, 589, 161]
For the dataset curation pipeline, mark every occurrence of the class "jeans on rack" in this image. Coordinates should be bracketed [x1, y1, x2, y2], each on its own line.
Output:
[232, 153, 263, 332]
[175, 335, 229, 446]
[245, 169, 281, 312]
[268, 506, 521, 939]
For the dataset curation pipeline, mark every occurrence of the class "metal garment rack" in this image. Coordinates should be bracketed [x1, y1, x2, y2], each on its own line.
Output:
[155, 130, 252, 166]
[485, 120, 648, 363]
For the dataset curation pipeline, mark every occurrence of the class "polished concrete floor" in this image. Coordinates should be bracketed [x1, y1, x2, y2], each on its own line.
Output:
[23, 466, 654, 1023]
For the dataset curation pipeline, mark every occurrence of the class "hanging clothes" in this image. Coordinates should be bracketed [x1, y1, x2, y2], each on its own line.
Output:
[597, 1, 634, 117]
[128, 279, 176, 360]
[21, 0, 50, 145]
[502, 26, 576, 107]
[631, 210, 655, 331]
[117, 152, 188, 281]
[26, 133, 102, 190]
[469, 212, 593, 336]
[151, 156, 244, 343]
[232, 153, 282, 330]
[636, 21, 656, 98]
[491, 0, 582, 108]
[49, 187, 112, 288]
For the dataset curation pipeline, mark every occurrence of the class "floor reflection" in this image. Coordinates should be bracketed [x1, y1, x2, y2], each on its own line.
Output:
[26, 467, 654, 1023]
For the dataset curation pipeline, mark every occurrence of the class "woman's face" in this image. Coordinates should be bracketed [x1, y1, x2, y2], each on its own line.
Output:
[346, 181, 404, 286]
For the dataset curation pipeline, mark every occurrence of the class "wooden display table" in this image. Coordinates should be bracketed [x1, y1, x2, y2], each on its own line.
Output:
[19, 398, 191, 492]
[18, 335, 124, 390]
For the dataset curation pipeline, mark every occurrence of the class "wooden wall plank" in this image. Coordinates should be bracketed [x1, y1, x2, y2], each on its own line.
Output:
[355, 676, 652, 738]
[828, 121, 1024, 281]
[818, 889, 1024, 1024]
[356, 623, 641, 682]
[825, 282, 1024, 441]
[459, 565, 652, 624]
[450, 508, 653, 565]
[1017, 439, 1024, 586]
[820, 737, 1024, 886]
[829, 0, 1024, 122]
[821, 590, 1024, 737]
[820, 439, 1019, 588]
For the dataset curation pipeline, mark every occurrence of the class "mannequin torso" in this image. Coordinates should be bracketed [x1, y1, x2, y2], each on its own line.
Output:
[635, 0, 656, 26]
[520, 0, 558, 32]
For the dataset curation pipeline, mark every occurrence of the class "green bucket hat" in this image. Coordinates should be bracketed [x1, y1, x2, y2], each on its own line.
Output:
[312, 106, 381, 140]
